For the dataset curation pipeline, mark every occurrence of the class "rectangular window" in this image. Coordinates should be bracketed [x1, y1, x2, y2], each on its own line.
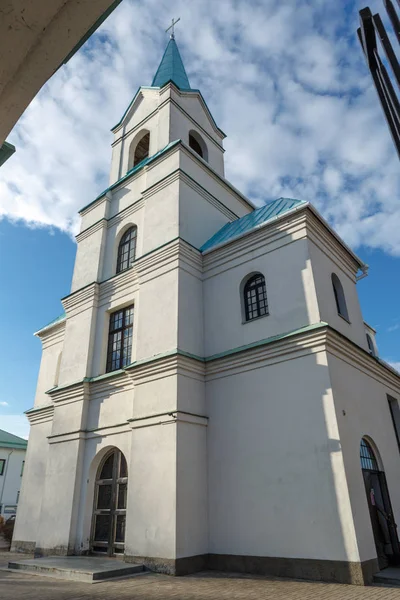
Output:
[106, 306, 134, 373]
[0, 460, 5, 476]
[388, 395, 400, 451]
[16, 491, 20, 504]
[20, 461, 25, 476]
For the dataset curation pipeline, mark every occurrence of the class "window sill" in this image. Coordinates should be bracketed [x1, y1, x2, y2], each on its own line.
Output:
[338, 313, 351, 325]
[242, 313, 270, 325]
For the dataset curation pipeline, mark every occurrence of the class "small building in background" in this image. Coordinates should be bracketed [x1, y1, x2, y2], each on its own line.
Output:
[0, 429, 27, 518]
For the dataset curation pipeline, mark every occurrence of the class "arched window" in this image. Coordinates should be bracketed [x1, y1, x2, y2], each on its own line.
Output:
[189, 130, 208, 161]
[360, 438, 379, 471]
[366, 333, 376, 356]
[244, 273, 269, 322]
[133, 132, 150, 166]
[116, 226, 137, 274]
[331, 273, 349, 321]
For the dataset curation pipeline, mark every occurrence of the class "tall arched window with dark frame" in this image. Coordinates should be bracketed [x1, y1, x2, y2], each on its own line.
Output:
[244, 273, 269, 322]
[331, 273, 349, 321]
[116, 227, 137, 274]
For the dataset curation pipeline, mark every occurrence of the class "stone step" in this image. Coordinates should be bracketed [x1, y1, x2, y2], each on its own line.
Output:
[373, 567, 400, 587]
[8, 556, 145, 583]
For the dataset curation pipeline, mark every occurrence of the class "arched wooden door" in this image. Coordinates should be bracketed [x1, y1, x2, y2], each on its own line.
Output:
[360, 438, 400, 569]
[90, 448, 128, 556]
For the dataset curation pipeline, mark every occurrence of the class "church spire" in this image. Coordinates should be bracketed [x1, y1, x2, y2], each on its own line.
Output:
[151, 36, 191, 91]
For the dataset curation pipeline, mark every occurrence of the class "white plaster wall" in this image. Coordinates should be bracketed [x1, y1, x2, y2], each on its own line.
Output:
[169, 103, 224, 177]
[170, 89, 223, 145]
[58, 305, 97, 387]
[12, 422, 50, 544]
[0, 448, 25, 516]
[204, 238, 320, 357]
[34, 331, 64, 407]
[178, 267, 204, 357]
[127, 422, 177, 559]
[179, 180, 232, 249]
[141, 179, 180, 256]
[35, 438, 84, 552]
[328, 353, 400, 563]
[308, 240, 367, 350]
[80, 198, 108, 233]
[207, 351, 360, 562]
[87, 389, 133, 431]
[135, 269, 178, 361]
[176, 420, 208, 557]
[179, 152, 252, 219]
[71, 225, 106, 292]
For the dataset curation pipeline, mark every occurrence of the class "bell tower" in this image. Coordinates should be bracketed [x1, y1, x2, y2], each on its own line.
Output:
[109, 35, 226, 185]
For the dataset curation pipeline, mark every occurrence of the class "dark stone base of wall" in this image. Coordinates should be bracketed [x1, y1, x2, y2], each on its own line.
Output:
[34, 545, 74, 558]
[10, 541, 36, 554]
[125, 553, 208, 576]
[207, 554, 379, 586]
[126, 553, 378, 585]
[11, 544, 378, 586]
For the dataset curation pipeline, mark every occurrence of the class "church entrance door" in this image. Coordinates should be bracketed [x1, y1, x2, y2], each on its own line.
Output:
[360, 438, 400, 570]
[90, 448, 128, 556]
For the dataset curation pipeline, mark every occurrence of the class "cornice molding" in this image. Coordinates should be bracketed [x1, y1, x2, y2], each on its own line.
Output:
[25, 403, 54, 425]
[76, 218, 107, 243]
[39, 321, 66, 349]
[62, 282, 99, 315]
[304, 210, 359, 280]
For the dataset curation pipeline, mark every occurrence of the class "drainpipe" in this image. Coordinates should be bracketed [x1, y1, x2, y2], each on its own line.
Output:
[0, 450, 13, 516]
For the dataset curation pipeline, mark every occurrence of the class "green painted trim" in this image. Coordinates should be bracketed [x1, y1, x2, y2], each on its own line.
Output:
[112, 87, 142, 131]
[60, 280, 96, 302]
[25, 404, 53, 414]
[62, 0, 123, 65]
[0, 441, 27, 449]
[205, 322, 328, 362]
[76, 218, 107, 239]
[79, 139, 181, 214]
[0, 141, 16, 167]
[89, 369, 125, 383]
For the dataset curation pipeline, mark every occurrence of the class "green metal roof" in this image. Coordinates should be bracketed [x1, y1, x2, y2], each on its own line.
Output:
[201, 197, 307, 252]
[151, 37, 191, 90]
[36, 312, 66, 335]
[0, 428, 27, 449]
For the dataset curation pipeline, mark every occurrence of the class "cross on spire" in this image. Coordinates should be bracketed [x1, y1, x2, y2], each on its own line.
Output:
[166, 17, 180, 39]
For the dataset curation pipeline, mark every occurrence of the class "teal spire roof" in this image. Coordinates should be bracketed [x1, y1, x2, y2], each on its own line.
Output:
[151, 37, 191, 90]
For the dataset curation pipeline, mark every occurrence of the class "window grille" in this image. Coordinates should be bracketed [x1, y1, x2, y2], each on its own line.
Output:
[244, 274, 269, 322]
[360, 438, 379, 471]
[116, 227, 137, 274]
[106, 306, 134, 372]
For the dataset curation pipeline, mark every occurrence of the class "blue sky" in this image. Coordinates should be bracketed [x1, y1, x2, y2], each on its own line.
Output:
[1, 0, 400, 437]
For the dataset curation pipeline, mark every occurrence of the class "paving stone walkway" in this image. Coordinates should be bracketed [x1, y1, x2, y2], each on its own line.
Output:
[2, 552, 400, 600]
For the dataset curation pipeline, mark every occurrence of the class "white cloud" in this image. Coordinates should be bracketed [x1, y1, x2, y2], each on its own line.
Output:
[1, 0, 400, 255]
[0, 415, 29, 440]
[0, 402, 9, 407]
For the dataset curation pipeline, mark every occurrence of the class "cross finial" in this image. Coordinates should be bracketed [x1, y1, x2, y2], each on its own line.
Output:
[166, 17, 180, 39]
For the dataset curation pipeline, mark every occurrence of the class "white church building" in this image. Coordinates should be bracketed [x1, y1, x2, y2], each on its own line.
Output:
[12, 35, 400, 585]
